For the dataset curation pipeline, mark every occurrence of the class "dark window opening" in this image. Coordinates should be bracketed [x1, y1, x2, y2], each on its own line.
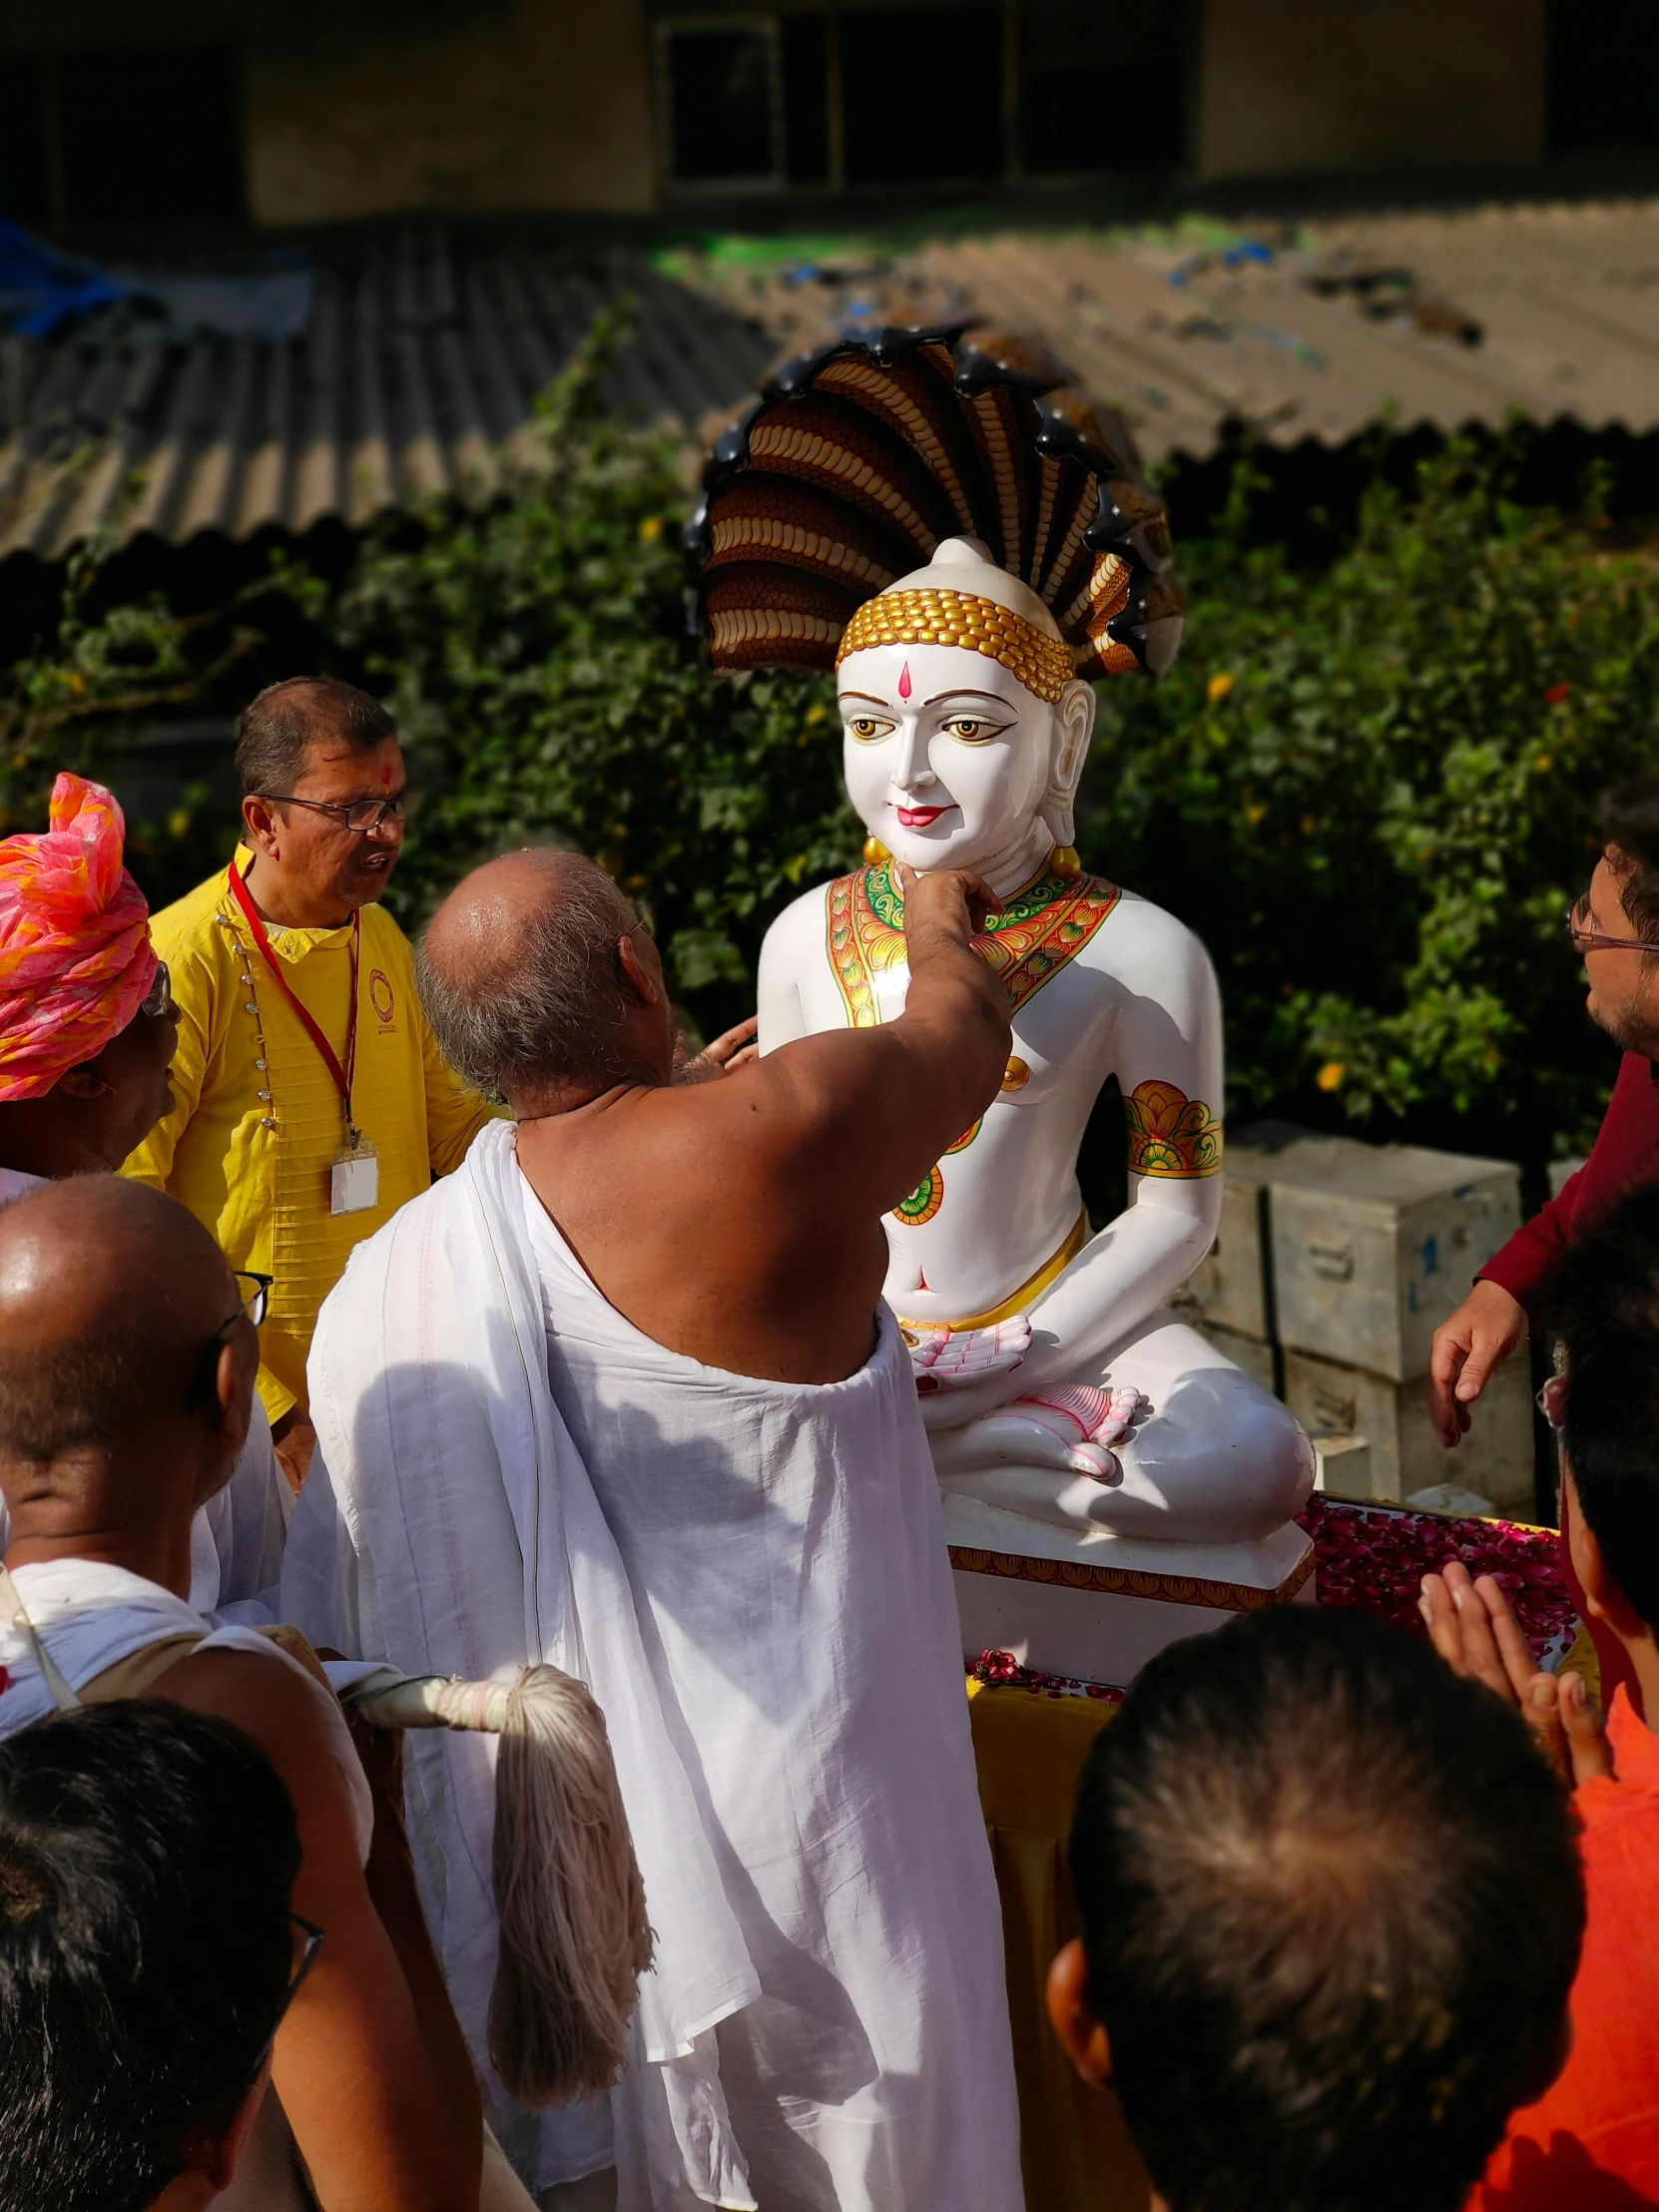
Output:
[781, 14, 830, 185]
[665, 26, 779, 183]
[0, 56, 51, 227]
[1546, 0, 1659, 154]
[1019, 0, 1185, 172]
[0, 48, 243, 229]
[840, 6, 1003, 185]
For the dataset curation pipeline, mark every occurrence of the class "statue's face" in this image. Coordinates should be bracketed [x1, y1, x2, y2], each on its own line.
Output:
[837, 643, 1054, 874]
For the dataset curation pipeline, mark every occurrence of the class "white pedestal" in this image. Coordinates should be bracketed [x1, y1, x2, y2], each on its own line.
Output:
[944, 1491, 1316, 1688]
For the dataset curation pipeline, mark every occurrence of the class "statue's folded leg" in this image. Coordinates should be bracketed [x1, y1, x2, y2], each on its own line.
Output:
[931, 1314, 1315, 1546]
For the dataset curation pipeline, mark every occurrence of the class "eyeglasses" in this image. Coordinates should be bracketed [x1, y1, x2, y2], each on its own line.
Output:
[1564, 896, 1654, 957]
[247, 1914, 324, 2085]
[229, 1271, 273, 1330]
[188, 1272, 273, 1416]
[257, 793, 405, 834]
[139, 959, 174, 1019]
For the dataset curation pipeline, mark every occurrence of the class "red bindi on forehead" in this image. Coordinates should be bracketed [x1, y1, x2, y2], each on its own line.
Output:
[379, 763, 392, 787]
[897, 662, 912, 701]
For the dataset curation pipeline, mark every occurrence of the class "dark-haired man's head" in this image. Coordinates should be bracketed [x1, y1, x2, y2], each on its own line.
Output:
[418, 848, 670, 1113]
[0, 1701, 299, 2212]
[1049, 1607, 1583, 2212]
[0, 1178, 257, 1596]
[1547, 1186, 1659, 1710]
[1578, 775, 1659, 1056]
[235, 676, 404, 928]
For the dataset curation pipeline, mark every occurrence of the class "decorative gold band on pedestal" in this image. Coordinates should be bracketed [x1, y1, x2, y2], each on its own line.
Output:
[946, 1541, 1316, 1611]
[834, 589, 1075, 704]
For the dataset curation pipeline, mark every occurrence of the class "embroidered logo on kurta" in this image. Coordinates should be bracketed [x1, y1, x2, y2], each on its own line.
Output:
[826, 861, 1121, 1031]
[368, 969, 395, 1026]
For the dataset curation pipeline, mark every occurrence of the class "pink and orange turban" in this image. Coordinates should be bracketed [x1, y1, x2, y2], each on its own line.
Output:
[0, 773, 157, 1103]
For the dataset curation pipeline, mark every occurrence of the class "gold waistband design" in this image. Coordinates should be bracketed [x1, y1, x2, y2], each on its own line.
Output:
[898, 1206, 1089, 1336]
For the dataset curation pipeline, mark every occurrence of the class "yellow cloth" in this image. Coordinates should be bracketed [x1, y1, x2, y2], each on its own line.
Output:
[1557, 1617, 1603, 1708]
[125, 854, 495, 1424]
[965, 1680, 1151, 2212]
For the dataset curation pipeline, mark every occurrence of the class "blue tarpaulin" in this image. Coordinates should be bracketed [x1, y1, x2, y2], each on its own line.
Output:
[0, 222, 127, 337]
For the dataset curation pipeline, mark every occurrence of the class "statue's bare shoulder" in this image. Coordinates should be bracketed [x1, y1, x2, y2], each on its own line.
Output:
[1082, 882, 1218, 1004]
[757, 879, 834, 1050]
[765, 878, 833, 954]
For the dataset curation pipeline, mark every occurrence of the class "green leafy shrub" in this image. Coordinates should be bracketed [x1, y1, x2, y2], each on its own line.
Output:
[1081, 447, 1659, 1171]
[329, 316, 851, 1028]
[0, 529, 317, 908]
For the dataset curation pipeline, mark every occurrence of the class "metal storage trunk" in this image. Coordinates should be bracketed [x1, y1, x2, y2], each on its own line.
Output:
[1265, 1141, 1521, 1382]
[1281, 1348, 1534, 1514]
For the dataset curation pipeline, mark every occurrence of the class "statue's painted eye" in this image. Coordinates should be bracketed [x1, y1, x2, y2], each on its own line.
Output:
[947, 717, 997, 743]
[846, 717, 892, 742]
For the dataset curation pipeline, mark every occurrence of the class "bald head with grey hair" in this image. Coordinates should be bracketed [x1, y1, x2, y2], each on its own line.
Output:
[417, 849, 662, 1108]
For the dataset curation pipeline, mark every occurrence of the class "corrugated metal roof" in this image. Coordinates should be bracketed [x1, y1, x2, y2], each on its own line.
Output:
[14, 199, 1659, 567]
[665, 197, 1659, 467]
[0, 227, 776, 562]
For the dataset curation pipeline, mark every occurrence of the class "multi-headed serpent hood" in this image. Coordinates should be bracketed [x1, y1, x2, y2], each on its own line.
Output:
[685, 323, 1183, 687]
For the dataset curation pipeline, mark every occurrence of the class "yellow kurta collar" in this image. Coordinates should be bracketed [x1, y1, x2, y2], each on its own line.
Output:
[227, 850, 357, 964]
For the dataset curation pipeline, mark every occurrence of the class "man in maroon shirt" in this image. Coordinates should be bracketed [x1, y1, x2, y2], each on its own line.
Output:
[1429, 773, 1659, 1709]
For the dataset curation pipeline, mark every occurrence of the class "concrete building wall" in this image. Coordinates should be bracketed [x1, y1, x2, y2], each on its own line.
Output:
[245, 0, 655, 224]
[1196, 0, 1545, 179]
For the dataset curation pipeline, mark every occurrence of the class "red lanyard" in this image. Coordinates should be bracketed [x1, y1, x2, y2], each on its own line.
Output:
[228, 861, 361, 1138]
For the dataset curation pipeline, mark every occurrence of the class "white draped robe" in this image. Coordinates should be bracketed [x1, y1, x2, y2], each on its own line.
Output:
[280, 1121, 1021, 2212]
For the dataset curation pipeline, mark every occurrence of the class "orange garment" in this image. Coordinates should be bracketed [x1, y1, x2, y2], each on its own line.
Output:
[1476, 1687, 1659, 2211]
[0, 773, 155, 1099]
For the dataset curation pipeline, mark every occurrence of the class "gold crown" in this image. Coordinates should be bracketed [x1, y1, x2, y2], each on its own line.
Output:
[834, 588, 1075, 705]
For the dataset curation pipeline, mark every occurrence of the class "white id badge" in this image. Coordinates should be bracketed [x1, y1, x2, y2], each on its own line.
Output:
[329, 1138, 380, 1216]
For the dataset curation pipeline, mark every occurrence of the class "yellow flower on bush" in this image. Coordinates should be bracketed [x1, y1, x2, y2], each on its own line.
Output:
[1207, 671, 1235, 704]
[639, 515, 664, 543]
[1316, 1061, 1346, 1092]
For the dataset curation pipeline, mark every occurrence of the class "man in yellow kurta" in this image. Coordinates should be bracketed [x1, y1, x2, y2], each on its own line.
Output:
[126, 676, 494, 1487]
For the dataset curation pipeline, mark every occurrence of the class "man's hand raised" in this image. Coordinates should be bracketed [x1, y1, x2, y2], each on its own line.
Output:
[676, 1015, 759, 1084]
[1420, 1558, 1612, 1788]
[895, 862, 999, 947]
[1426, 1279, 1528, 1447]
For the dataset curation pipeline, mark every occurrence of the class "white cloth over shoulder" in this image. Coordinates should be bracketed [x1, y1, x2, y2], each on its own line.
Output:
[282, 1119, 1021, 2212]
[0, 1557, 370, 1859]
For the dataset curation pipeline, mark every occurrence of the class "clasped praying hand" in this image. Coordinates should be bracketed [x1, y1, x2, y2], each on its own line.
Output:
[1420, 1558, 1612, 1787]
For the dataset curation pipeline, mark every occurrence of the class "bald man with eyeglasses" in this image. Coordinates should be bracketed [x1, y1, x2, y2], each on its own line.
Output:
[125, 677, 498, 1491]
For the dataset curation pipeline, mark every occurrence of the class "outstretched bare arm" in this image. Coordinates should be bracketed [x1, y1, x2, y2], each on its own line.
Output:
[748, 865, 1012, 1213]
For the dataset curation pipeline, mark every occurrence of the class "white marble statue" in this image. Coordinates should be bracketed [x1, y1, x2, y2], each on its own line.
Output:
[757, 537, 1312, 1546]
[692, 324, 1313, 1567]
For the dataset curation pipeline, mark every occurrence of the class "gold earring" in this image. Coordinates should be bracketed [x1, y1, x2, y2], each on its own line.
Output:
[1048, 845, 1081, 879]
[862, 834, 891, 866]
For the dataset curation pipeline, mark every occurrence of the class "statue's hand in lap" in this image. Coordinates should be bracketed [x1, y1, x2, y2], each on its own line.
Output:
[906, 1317, 1030, 1396]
